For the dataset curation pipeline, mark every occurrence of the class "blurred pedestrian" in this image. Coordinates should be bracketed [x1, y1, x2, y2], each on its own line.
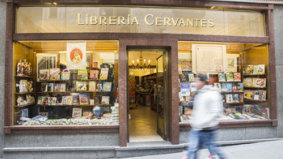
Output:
[183, 74, 225, 159]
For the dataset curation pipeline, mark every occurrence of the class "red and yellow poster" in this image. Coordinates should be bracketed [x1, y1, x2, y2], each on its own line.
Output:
[67, 43, 86, 69]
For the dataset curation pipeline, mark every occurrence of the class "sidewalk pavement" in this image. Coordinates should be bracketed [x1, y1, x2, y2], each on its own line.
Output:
[121, 139, 283, 159]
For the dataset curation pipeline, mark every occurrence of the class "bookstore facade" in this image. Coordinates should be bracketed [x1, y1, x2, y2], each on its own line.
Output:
[4, 0, 278, 150]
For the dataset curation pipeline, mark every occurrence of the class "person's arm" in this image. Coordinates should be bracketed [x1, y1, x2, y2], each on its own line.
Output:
[195, 92, 223, 128]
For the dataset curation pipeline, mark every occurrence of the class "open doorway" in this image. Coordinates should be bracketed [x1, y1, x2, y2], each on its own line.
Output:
[127, 48, 169, 142]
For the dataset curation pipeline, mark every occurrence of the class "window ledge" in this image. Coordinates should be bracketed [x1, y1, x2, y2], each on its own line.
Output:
[179, 119, 277, 131]
[4, 125, 119, 134]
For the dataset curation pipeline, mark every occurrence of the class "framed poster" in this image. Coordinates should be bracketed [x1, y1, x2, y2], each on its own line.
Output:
[36, 54, 57, 81]
[226, 54, 239, 72]
[67, 43, 86, 69]
[192, 44, 227, 74]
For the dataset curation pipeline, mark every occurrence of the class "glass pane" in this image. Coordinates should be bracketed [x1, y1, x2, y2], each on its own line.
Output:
[16, 6, 266, 36]
[178, 41, 270, 123]
[13, 40, 119, 126]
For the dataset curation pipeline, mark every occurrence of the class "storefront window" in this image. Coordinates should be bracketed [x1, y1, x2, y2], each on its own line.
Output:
[178, 41, 269, 123]
[13, 40, 119, 126]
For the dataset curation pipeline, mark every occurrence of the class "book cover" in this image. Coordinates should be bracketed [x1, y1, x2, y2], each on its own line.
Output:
[232, 94, 239, 103]
[96, 82, 102, 92]
[76, 81, 87, 91]
[233, 72, 241, 82]
[39, 69, 49, 81]
[243, 78, 253, 87]
[89, 81, 96, 91]
[72, 108, 82, 118]
[180, 83, 190, 96]
[48, 83, 54, 92]
[21, 108, 29, 118]
[218, 73, 226, 82]
[56, 96, 63, 105]
[41, 96, 47, 105]
[48, 97, 53, 105]
[99, 68, 109, 80]
[226, 83, 233, 92]
[226, 72, 234, 82]
[233, 83, 243, 92]
[260, 90, 267, 101]
[52, 97, 57, 105]
[77, 69, 88, 80]
[63, 96, 72, 105]
[37, 96, 43, 105]
[221, 94, 226, 103]
[225, 94, 233, 103]
[254, 91, 260, 100]
[71, 93, 80, 105]
[41, 83, 48, 92]
[239, 94, 244, 103]
[253, 78, 266, 88]
[253, 65, 259, 75]
[101, 96, 110, 104]
[102, 82, 112, 92]
[60, 83, 66, 92]
[247, 91, 252, 100]
[214, 83, 221, 92]
[238, 83, 244, 92]
[61, 69, 70, 80]
[258, 64, 265, 75]
[49, 68, 60, 80]
[79, 94, 89, 105]
[232, 83, 238, 92]
[188, 73, 194, 82]
[244, 65, 254, 75]
[221, 83, 228, 92]
[90, 70, 99, 80]
[54, 83, 61, 92]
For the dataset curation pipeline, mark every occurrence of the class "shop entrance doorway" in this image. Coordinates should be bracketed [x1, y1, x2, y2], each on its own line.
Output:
[127, 47, 169, 142]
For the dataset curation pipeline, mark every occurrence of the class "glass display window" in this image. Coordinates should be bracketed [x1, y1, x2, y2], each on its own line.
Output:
[13, 40, 119, 126]
[178, 41, 270, 123]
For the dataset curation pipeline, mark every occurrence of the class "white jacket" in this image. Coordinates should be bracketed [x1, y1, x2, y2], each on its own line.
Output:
[190, 85, 223, 130]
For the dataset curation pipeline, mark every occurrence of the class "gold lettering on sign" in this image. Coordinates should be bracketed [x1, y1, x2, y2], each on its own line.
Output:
[131, 17, 139, 25]
[118, 16, 125, 25]
[90, 16, 98, 25]
[77, 13, 84, 25]
[144, 14, 154, 25]
[109, 16, 117, 25]
[76, 13, 215, 28]
[208, 19, 215, 27]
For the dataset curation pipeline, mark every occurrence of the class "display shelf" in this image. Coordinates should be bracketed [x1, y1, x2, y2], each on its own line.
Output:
[37, 80, 69, 82]
[35, 104, 112, 107]
[223, 102, 244, 105]
[37, 79, 112, 82]
[15, 75, 33, 79]
[244, 87, 266, 89]
[15, 92, 36, 95]
[218, 81, 242, 83]
[243, 74, 266, 77]
[244, 100, 267, 104]
[221, 92, 244, 94]
[15, 103, 35, 108]
[37, 91, 111, 94]
[37, 91, 70, 94]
